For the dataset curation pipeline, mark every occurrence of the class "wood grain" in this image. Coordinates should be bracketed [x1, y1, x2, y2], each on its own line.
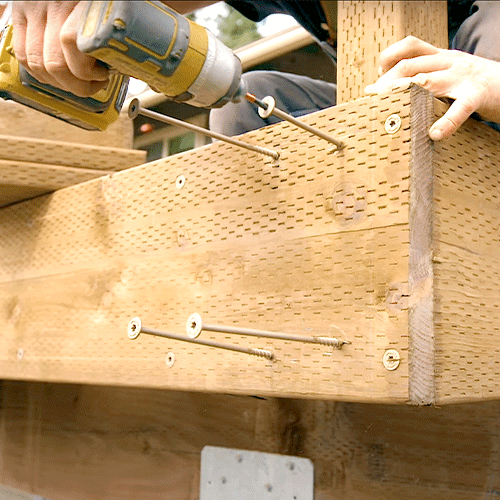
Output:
[0, 90, 414, 403]
[1, 380, 500, 500]
[432, 100, 500, 404]
[0, 137, 146, 207]
[408, 85, 435, 405]
[0, 100, 134, 148]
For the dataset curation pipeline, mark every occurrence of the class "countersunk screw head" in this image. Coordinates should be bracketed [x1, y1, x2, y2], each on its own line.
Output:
[166, 352, 175, 368]
[384, 114, 402, 134]
[176, 175, 186, 190]
[17, 348, 24, 360]
[128, 317, 142, 340]
[186, 313, 202, 338]
[383, 349, 401, 371]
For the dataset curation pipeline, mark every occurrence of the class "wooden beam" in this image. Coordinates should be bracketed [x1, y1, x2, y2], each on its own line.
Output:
[0, 89, 414, 403]
[1, 85, 500, 404]
[0, 100, 134, 148]
[2, 380, 500, 499]
[0, 137, 146, 207]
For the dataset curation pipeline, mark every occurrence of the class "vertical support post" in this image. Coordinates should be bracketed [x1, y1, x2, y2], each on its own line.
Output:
[337, 1, 448, 103]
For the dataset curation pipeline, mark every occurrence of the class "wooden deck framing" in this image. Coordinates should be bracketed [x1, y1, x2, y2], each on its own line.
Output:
[2, 1, 500, 499]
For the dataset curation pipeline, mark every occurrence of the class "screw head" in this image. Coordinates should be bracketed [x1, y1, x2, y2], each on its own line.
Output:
[383, 349, 401, 371]
[166, 352, 175, 368]
[186, 313, 202, 338]
[17, 348, 24, 360]
[128, 98, 140, 119]
[384, 114, 402, 134]
[175, 175, 186, 190]
[127, 317, 142, 340]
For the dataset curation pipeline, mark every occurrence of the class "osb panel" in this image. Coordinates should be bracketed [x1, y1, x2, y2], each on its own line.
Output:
[0, 100, 134, 148]
[337, 1, 448, 103]
[432, 100, 500, 404]
[0, 90, 413, 402]
[2, 381, 500, 500]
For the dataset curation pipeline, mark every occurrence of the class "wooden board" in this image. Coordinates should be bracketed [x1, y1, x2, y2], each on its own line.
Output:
[1, 380, 500, 500]
[0, 137, 146, 207]
[432, 100, 500, 404]
[0, 100, 134, 148]
[0, 89, 415, 403]
[2, 85, 500, 405]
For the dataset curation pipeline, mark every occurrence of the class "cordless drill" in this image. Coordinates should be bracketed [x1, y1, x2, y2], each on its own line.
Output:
[0, 1, 247, 130]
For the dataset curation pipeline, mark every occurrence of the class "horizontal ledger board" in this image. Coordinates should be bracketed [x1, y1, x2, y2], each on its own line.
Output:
[4, 85, 500, 405]
[0, 88, 413, 402]
[7, 85, 500, 405]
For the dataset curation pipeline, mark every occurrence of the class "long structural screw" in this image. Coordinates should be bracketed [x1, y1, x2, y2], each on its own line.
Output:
[127, 317, 274, 360]
[245, 93, 345, 151]
[128, 98, 279, 161]
[186, 313, 351, 349]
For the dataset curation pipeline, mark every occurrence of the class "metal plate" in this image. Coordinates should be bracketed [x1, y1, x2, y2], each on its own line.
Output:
[200, 446, 314, 500]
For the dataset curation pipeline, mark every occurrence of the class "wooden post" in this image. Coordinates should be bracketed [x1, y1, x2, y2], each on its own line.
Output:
[337, 1, 448, 102]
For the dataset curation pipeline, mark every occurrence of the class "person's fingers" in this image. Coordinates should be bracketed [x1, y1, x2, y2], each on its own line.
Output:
[429, 85, 484, 140]
[60, 3, 109, 82]
[11, 18, 28, 68]
[377, 54, 451, 87]
[364, 76, 414, 95]
[24, 11, 59, 86]
[379, 36, 441, 75]
[410, 69, 461, 96]
[47, 3, 109, 96]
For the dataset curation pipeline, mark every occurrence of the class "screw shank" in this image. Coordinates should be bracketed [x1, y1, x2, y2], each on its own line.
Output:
[132, 101, 279, 160]
[139, 326, 273, 359]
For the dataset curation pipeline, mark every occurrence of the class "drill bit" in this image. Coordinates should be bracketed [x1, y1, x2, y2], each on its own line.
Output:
[245, 93, 344, 150]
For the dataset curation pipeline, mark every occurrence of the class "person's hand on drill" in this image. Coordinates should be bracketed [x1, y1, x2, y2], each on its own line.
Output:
[365, 36, 500, 141]
[10, 1, 214, 98]
[11, 1, 109, 97]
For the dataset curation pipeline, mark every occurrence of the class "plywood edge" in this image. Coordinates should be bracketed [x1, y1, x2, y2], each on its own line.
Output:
[408, 84, 435, 405]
